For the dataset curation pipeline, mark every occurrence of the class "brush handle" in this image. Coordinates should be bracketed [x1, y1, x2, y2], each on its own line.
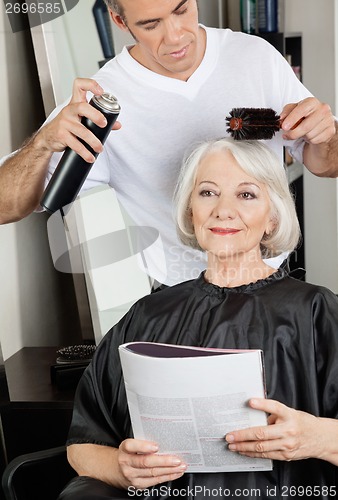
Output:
[229, 117, 303, 131]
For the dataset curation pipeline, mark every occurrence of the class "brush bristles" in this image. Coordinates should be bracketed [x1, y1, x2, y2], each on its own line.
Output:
[226, 108, 281, 140]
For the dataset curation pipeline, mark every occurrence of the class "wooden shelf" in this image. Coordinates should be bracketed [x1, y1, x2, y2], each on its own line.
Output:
[5, 347, 75, 408]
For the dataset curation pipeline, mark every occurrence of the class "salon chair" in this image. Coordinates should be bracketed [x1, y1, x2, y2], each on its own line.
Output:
[1, 446, 75, 500]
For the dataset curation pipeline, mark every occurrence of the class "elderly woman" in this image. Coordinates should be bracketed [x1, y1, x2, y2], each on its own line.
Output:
[60, 139, 338, 500]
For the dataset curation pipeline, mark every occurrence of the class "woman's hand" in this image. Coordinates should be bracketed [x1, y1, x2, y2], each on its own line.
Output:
[116, 438, 187, 490]
[225, 398, 324, 462]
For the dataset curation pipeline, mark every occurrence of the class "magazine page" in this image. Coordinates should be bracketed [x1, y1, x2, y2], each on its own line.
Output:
[119, 342, 272, 473]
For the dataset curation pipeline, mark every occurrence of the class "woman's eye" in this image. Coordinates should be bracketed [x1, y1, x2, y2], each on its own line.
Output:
[239, 192, 256, 199]
[200, 190, 216, 197]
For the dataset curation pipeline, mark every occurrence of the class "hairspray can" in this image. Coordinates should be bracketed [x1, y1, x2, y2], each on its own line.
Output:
[40, 93, 120, 214]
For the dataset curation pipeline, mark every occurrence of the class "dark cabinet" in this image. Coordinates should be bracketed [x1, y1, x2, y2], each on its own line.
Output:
[3, 348, 75, 462]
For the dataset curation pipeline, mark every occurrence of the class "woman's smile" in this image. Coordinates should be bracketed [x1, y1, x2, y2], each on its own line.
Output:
[209, 227, 241, 235]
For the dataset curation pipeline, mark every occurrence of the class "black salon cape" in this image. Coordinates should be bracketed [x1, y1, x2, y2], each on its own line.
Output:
[68, 269, 338, 499]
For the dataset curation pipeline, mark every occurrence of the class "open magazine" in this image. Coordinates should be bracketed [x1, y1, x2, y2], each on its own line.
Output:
[119, 342, 272, 473]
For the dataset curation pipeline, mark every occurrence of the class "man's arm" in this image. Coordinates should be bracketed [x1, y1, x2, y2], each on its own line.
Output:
[302, 121, 338, 178]
[280, 97, 338, 177]
[0, 79, 111, 224]
[0, 133, 55, 224]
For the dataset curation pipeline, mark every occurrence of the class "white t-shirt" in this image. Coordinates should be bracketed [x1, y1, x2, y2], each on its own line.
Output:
[45, 26, 312, 286]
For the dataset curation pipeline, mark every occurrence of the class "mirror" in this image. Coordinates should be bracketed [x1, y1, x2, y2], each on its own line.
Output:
[28, 1, 228, 343]
[29, 0, 338, 308]
[30, 0, 133, 113]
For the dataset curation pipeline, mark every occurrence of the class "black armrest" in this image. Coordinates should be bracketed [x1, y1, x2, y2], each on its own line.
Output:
[2, 446, 76, 500]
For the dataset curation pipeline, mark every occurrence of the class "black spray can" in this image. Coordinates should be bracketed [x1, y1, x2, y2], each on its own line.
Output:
[40, 93, 121, 214]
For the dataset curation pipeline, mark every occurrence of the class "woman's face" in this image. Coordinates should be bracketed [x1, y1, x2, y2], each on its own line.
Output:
[190, 149, 275, 262]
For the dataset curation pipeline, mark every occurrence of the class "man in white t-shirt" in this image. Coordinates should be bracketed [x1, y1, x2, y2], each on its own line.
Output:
[0, 0, 337, 287]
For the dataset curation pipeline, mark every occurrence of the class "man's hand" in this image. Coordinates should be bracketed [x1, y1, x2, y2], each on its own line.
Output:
[280, 97, 338, 177]
[36, 78, 121, 163]
[0, 78, 122, 223]
[280, 97, 335, 144]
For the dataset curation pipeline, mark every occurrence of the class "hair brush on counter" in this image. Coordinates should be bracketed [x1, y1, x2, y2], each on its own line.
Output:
[56, 344, 96, 364]
[226, 107, 303, 140]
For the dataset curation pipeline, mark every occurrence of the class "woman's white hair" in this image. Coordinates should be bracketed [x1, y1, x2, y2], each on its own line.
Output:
[174, 138, 301, 258]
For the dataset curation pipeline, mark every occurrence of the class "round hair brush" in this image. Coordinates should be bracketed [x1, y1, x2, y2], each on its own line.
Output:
[226, 108, 281, 140]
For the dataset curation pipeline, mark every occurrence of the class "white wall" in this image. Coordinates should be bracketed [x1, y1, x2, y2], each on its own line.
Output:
[0, 5, 82, 360]
[198, 0, 226, 28]
[285, 0, 338, 292]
